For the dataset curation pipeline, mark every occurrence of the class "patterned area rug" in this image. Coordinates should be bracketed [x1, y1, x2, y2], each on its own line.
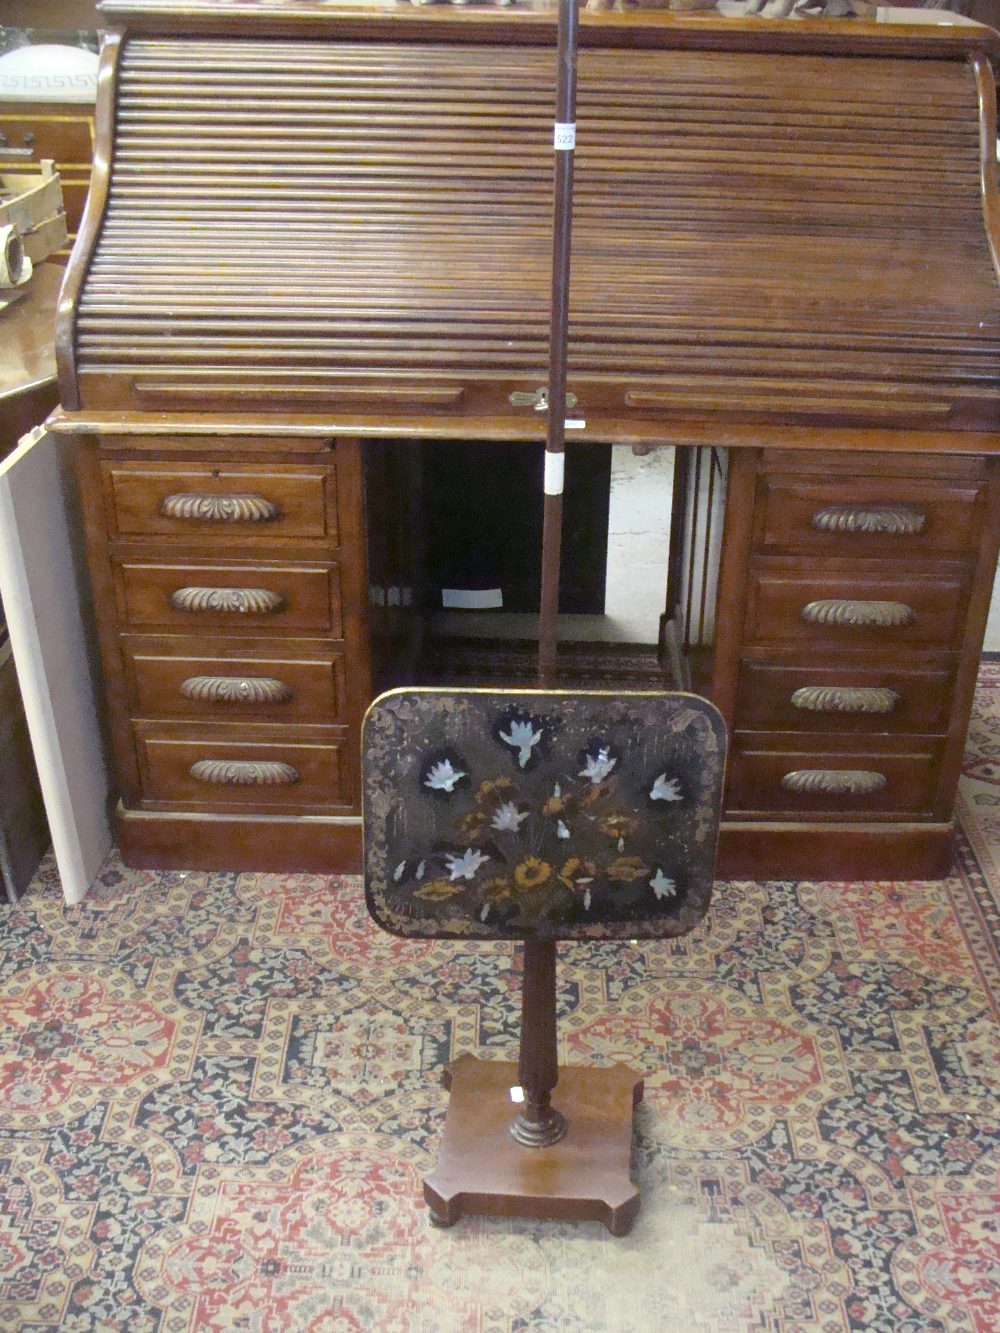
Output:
[2, 671, 999, 1331]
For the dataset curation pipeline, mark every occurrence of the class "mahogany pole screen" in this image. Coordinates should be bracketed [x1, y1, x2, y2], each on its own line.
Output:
[361, 5, 729, 1235]
[362, 687, 727, 1232]
[537, 0, 580, 689]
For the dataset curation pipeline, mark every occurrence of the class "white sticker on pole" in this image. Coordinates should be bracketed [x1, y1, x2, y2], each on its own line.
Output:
[544, 451, 565, 495]
[553, 122, 576, 151]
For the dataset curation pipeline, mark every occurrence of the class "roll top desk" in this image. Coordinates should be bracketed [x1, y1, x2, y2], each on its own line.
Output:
[52, 1, 1000, 879]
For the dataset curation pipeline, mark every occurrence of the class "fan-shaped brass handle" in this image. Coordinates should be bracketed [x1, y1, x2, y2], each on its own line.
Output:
[810, 504, 925, 536]
[169, 587, 285, 615]
[180, 675, 293, 705]
[801, 599, 916, 629]
[780, 769, 887, 796]
[189, 759, 298, 786]
[790, 686, 900, 715]
[160, 492, 280, 522]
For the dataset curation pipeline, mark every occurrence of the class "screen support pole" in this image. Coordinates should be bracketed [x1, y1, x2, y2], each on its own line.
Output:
[520, 0, 582, 1152]
[537, 0, 579, 689]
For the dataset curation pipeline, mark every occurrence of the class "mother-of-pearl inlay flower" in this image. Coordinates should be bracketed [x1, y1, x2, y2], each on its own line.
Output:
[395, 859, 427, 882]
[650, 868, 677, 899]
[650, 773, 683, 802]
[444, 848, 490, 881]
[580, 747, 617, 784]
[499, 719, 543, 767]
[423, 759, 466, 793]
[490, 801, 529, 833]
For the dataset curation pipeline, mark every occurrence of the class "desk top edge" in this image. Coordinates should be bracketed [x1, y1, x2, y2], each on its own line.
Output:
[42, 407, 1000, 456]
[91, 3, 1000, 61]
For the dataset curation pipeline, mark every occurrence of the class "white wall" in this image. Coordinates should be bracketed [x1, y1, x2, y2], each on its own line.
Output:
[604, 446, 674, 642]
[986, 565, 1000, 652]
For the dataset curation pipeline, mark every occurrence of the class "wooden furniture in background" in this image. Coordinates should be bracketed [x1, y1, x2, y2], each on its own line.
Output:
[50, 3, 1000, 881]
[4, 1, 100, 24]
[0, 161, 69, 305]
[0, 38, 98, 265]
[1, 259, 61, 440]
[0, 106, 93, 263]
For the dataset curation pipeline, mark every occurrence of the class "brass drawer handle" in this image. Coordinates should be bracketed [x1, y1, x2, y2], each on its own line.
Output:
[169, 586, 285, 615]
[190, 759, 299, 786]
[801, 599, 916, 629]
[780, 769, 888, 796]
[160, 492, 280, 523]
[180, 675, 294, 705]
[810, 504, 926, 536]
[790, 686, 900, 715]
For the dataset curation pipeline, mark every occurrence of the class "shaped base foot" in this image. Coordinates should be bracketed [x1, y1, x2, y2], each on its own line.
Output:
[424, 1054, 643, 1236]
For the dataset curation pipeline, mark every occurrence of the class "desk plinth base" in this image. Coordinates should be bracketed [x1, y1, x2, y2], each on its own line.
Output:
[423, 1054, 644, 1236]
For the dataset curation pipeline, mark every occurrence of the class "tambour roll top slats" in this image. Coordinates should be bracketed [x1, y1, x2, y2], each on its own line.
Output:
[72, 29, 1000, 429]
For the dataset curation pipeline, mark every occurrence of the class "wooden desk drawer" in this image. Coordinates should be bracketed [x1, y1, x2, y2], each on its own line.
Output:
[118, 561, 343, 634]
[745, 572, 966, 648]
[727, 736, 940, 815]
[0, 109, 94, 166]
[125, 646, 347, 723]
[137, 732, 353, 809]
[734, 658, 954, 734]
[753, 474, 986, 557]
[104, 463, 337, 541]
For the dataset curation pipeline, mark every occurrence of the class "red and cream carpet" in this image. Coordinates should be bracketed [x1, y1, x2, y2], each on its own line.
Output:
[2, 666, 999, 1331]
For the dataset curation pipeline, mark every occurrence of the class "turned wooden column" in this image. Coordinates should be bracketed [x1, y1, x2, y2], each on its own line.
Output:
[511, 939, 567, 1147]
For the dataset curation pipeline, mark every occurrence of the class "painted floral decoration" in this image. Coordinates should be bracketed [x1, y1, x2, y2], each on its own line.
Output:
[363, 690, 726, 941]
